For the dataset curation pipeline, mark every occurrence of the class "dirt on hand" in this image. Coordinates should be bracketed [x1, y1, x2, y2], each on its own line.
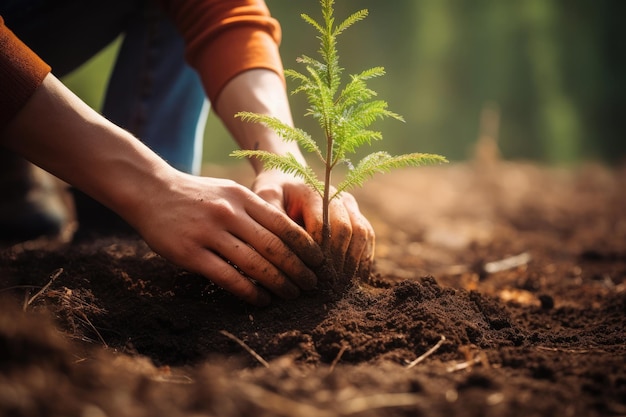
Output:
[1, 161, 625, 417]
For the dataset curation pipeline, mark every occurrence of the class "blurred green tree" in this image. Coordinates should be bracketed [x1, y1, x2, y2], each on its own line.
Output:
[63, 0, 626, 165]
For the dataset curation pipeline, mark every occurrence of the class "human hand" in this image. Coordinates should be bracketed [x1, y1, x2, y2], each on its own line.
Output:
[252, 170, 375, 280]
[0, 73, 323, 306]
[130, 172, 324, 306]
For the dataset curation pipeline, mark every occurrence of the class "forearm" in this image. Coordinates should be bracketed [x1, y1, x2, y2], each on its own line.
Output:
[214, 68, 306, 174]
[0, 73, 178, 227]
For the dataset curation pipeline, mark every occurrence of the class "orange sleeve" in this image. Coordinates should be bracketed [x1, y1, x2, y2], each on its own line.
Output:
[0, 16, 51, 131]
[158, 0, 284, 103]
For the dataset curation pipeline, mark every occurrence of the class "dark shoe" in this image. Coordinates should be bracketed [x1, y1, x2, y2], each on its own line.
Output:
[0, 153, 70, 242]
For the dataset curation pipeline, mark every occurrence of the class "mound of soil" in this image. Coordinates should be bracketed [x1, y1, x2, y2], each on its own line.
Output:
[1, 161, 625, 417]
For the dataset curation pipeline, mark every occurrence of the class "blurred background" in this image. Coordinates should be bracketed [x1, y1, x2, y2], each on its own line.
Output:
[63, 0, 626, 166]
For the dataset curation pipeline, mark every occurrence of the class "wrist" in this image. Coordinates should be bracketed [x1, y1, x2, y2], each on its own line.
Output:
[101, 145, 181, 230]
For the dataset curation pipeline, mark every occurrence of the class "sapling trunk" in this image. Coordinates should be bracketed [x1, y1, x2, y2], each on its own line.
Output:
[321, 130, 334, 259]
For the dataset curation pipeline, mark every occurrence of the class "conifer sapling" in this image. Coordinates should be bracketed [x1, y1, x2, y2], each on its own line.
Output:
[231, 0, 448, 279]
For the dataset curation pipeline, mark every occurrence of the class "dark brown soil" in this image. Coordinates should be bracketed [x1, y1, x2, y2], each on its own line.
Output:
[1, 161, 625, 417]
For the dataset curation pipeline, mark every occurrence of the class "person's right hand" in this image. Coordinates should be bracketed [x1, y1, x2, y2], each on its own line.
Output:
[251, 170, 375, 280]
[129, 172, 324, 306]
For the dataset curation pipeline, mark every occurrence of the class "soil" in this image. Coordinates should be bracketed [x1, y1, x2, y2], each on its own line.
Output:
[1, 160, 625, 417]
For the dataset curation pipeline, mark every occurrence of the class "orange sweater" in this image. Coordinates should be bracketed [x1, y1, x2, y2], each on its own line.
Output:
[0, 16, 51, 130]
[0, 0, 283, 131]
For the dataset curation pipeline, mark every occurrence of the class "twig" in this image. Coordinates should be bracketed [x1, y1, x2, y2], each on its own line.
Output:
[153, 373, 195, 385]
[220, 330, 269, 368]
[22, 291, 29, 312]
[406, 335, 446, 369]
[337, 393, 422, 415]
[441, 252, 532, 275]
[536, 346, 602, 354]
[23, 268, 64, 311]
[446, 356, 482, 372]
[440, 252, 531, 276]
[483, 252, 531, 274]
[237, 382, 334, 417]
[328, 344, 349, 374]
[445, 350, 489, 373]
[75, 310, 108, 348]
[238, 382, 422, 417]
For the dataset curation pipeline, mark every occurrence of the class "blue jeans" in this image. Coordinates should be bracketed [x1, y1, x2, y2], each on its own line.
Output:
[1, 0, 208, 174]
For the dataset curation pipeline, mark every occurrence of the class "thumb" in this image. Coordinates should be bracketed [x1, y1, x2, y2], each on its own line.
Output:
[255, 186, 285, 212]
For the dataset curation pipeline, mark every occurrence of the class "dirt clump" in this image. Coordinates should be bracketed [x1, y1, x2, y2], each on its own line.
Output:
[1, 161, 625, 417]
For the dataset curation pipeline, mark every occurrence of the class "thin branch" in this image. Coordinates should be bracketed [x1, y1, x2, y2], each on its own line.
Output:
[483, 252, 531, 274]
[75, 310, 108, 348]
[237, 382, 334, 417]
[445, 351, 489, 373]
[23, 268, 64, 311]
[406, 335, 446, 369]
[337, 393, 422, 415]
[237, 381, 422, 417]
[446, 356, 482, 373]
[220, 330, 269, 368]
[328, 343, 349, 374]
[153, 373, 195, 385]
[536, 346, 602, 354]
[439, 252, 531, 276]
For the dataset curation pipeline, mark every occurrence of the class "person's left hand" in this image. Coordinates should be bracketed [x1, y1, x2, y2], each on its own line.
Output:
[252, 170, 375, 279]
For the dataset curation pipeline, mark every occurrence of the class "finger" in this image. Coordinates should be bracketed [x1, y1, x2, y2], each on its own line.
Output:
[343, 223, 367, 279]
[356, 235, 375, 280]
[255, 183, 285, 212]
[328, 195, 352, 273]
[248, 197, 324, 268]
[216, 231, 312, 296]
[340, 193, 375, 278]
[184, 246, 272, 306]
[294, 186, 325, 246]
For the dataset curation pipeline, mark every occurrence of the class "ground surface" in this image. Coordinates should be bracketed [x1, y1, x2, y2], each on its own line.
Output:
[1, 161, 625, 417]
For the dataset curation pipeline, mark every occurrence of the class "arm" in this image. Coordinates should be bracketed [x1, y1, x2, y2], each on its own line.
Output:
[157, 0, 283, 103]
[1, 73, 323, 305]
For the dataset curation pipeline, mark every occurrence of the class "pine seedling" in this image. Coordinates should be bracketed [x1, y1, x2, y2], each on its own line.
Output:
[231, 0, 447, 274]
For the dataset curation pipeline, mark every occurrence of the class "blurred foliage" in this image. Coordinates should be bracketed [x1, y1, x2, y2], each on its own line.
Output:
[63, 0, 626, 165]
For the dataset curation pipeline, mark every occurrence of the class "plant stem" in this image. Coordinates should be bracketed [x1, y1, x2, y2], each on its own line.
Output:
[322, 131, 333, 256]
